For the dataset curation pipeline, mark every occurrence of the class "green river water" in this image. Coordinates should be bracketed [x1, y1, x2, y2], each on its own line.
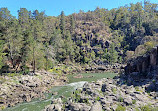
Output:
[2, 72, 117, 111]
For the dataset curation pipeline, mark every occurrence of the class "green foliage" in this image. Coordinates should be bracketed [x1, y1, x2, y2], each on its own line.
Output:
[73, 89, 81, 102]
[0, 106, 6, 110]
[135, 86, 140, 92]
[116, 105, 126, 111]
[140, 105, 157, 111]
[60, 11, 65, 36]
[95, 96, 100, 101]
[0, 40, 5, 70]
[144, 41, 155, 51]
[118, 97, 124, 102]
[108, 43, 118, 64]
[132, 100, 136, 104]
[70, 15, 75, 32]
[0, 1, 158, 73]
[0, 77, 6, 84]
[7, 73, 19, 77]
[112, 88, 117, 94]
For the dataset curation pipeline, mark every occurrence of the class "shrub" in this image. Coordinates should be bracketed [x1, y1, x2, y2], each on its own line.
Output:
[141, 105, 152, 111]
[0, 77, 6, 84]
[0, 106, 6, 110]
[95, 96, 100, 101]
[112, 88, 117, 94]
[118, 97, 124, 102]
[135, 86, 140, 92]
[132, 100, 136, 104]
[140, 105, 158, 111]
[125, 51, 134, 62]
[74, 89, 82, 102]
[116, 105, 126, 111]
[144, 41, 155, 51]
[134, 45, 146, 56]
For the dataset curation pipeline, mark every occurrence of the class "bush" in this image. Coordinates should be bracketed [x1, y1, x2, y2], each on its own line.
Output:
[140, 105, 158, 111]
[144, 41, 155, 51]
[135, 45, 146, 56]
[116, 105, 126, 111]
[141, 105, 152, 111]
[95, 96, 100, 101]
[74, 90, 81, 102]
[125, 51, 134, 62]
[1, 106, 6, 110]
[112, 88, 117, 94]
[132, 100, 136, 104]
[135, 86, 140, 92]
[0, 77, 6, 84]
[118, 97, 124, 102]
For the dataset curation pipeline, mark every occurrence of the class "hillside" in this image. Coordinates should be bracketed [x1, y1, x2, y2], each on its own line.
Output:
[0, 1, 158, 73]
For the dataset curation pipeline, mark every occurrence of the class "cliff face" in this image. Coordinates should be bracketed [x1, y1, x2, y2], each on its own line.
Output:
[123, 46, 158, 93]
[125, 46, 158, 77]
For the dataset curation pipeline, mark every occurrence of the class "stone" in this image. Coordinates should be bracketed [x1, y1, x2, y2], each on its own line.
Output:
[22, 94, 31, 102]
[90, 101, 102, 111]
[124, 97, 133, 105]
[52, 92, 58, 96]
[69, 103, 91, 111]
[51, 98, 62, 104]
[54, 103, 62, 111]
[150, 47, 157, 66]
[101, 84, 107, 92]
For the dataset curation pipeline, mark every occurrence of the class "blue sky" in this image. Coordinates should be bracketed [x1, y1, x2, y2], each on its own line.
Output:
[0, 0, 157, 17]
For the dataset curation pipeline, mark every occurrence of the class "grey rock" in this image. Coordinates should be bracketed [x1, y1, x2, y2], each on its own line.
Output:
[124, 97, 133, 105]
[69, 103, 91, 111]
[90, 101, 102, 111]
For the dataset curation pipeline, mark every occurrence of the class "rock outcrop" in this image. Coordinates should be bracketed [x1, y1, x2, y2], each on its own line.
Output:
[125, 46, 158, 76]
[0, 71, 67, 110]
[124, 46, 158, 92]
[85, 63, 124, 73]
[43, 78, 158, 111]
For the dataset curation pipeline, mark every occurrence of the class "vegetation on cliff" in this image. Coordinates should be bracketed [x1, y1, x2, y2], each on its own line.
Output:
[0, 1, 158, 73]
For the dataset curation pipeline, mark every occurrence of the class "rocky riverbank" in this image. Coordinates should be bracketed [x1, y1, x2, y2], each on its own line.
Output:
[43, 76, 158, 111]
[0, 71, 67, 110]
[56, 63, 124, 74]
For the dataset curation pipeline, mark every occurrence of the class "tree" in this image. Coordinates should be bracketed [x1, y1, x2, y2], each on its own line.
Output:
[70, 15, 75, 33]
[64, 31, 75, 63]
[0, 8, 22, 71]
[0, 40, 5, 72]
[60, 11, 66, 37]
[18, 8, 32, 73]
[109, 43, 118, 64]
[18, 8, 30, 29]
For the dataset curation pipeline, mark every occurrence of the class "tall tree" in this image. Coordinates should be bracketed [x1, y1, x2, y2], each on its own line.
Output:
[70, 15, 75, 33]
[60, 11, 66, 37]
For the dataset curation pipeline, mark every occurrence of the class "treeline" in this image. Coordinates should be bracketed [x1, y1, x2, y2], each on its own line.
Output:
[0, 0, 158, 73]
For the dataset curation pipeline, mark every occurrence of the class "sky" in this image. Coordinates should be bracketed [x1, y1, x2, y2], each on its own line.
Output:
[0, 0, 158, 17]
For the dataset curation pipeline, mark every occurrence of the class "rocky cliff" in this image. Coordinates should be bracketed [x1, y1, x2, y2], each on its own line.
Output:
[124, 46, 158, 93]
[125, 46, 158, 78]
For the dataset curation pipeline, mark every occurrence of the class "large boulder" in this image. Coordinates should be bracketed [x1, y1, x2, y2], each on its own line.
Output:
[44, 103, 62, 111]
[101, 84, 107, 92]
[69, 103, 91, 111]
[90, 101, 102, 111]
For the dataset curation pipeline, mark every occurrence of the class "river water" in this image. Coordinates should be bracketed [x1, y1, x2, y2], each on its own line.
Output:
[3, 72, 116, 111]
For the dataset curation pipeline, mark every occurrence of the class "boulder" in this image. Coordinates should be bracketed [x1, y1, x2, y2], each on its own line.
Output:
[101, 84, 107, 92]
[124, 97, 133, 105]
[22, 94, 31, 102]
[90, 101, 102, 111]
[69, 103, 91, 111]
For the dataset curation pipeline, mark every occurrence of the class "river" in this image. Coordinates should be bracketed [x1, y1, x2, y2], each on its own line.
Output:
[3, 72, 116, 111]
